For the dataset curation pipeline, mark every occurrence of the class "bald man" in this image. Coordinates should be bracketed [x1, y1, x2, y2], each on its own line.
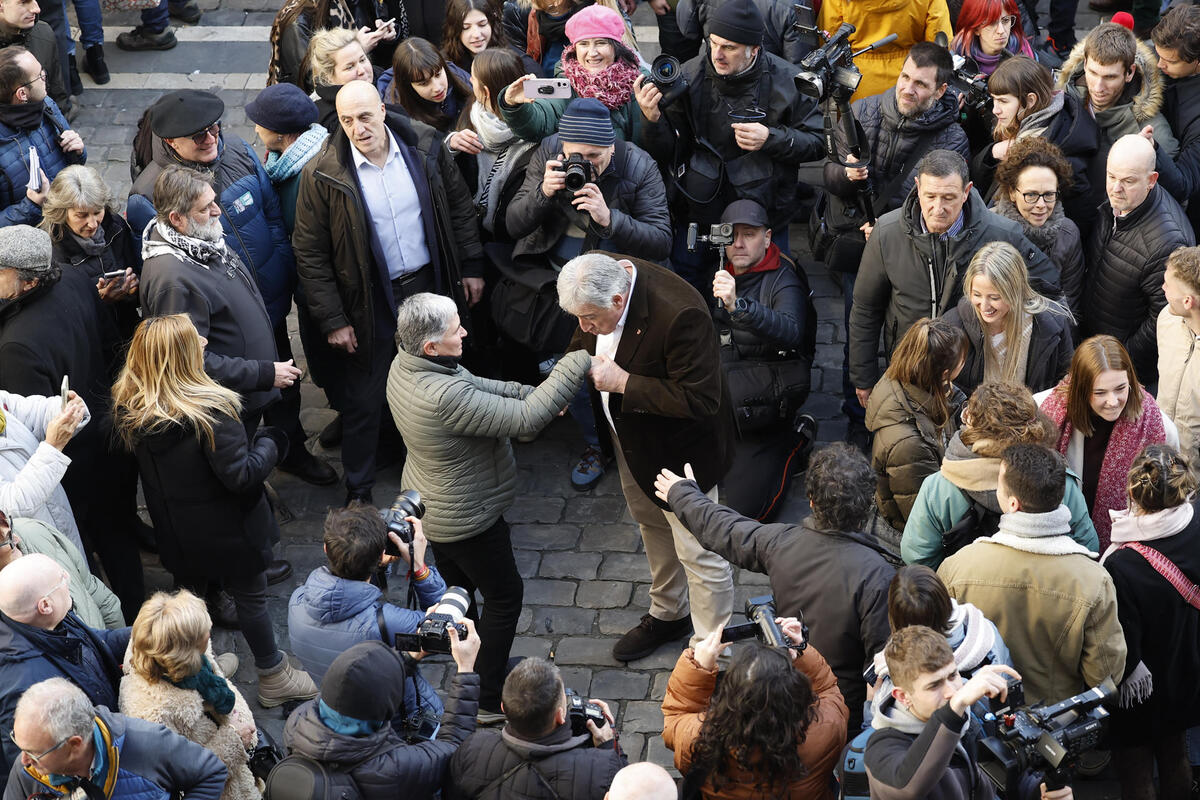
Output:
[0, 554, 129, 773]
[293, 79, 485, 506]
[1084, 133, 1196, 382]
[606, 763, 677, 800]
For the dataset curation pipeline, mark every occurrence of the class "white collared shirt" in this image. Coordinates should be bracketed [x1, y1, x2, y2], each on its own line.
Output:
[595, 265, 637, 432]
[351, 129, 430, 279]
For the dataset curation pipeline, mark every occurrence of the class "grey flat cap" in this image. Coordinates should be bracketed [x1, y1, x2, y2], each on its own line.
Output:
[0, 225, 52, 273]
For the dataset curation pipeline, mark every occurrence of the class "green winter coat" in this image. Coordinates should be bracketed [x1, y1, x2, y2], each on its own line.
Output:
[13, 517, 124, 629]
[386, 347, 590, 542]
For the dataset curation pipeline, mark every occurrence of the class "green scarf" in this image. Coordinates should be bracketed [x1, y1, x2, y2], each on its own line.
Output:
[170, 657, 235, 715]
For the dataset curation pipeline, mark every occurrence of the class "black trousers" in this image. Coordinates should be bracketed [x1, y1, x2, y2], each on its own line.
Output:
[429, 517, 524, 710]
[181, 571, 280, 668]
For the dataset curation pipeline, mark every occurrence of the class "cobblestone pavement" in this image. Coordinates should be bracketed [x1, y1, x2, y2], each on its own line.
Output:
[78, 1, 1118, 793]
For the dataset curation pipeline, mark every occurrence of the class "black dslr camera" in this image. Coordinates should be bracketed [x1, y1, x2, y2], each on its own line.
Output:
[556, 153, 595, 193]
[380, 489, 426, 556]
[720, 594, 806, 650]
[564, 689, 608, 738]
[392, 586, 470, 654]
[979, 678, 1116, 798]
[649, 53, 689, 107]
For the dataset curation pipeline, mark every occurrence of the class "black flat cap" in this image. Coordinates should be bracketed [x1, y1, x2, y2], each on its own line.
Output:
[150, 89, 225, 139]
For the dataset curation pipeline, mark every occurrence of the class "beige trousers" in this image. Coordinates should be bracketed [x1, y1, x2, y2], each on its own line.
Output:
[611, 429, 734, 648]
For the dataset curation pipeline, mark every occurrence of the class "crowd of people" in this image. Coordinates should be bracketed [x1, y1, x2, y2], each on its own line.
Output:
[0, 0, 1196, 796]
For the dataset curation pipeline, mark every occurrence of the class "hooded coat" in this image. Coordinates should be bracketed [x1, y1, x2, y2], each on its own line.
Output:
[848, 187, 1062, 390]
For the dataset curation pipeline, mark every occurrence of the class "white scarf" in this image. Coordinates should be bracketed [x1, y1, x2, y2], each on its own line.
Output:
[1102, 501, 1194, 563]
[470, 103, 517, 152]
[978, 505, 1097, 557]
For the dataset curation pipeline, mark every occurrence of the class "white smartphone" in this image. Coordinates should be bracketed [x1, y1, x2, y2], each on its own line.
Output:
[60, 375, 69, 411]
[524, 78, 572, 100]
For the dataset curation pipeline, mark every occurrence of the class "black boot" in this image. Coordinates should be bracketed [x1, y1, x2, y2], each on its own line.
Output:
[84, 44, 109, 84]
[67, 54, 83, 95]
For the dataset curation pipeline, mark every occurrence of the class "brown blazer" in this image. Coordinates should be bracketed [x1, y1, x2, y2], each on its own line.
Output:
[568, 254, 735, 509]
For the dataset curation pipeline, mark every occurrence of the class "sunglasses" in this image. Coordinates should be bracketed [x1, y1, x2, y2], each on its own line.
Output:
[190, 122, 220, 145]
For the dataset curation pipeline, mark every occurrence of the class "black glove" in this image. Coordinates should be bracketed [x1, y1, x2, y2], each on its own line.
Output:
[252, 425, 290, 465]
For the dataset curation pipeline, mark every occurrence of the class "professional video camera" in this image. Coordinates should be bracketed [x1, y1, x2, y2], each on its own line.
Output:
[932, 32, 990, 113]
[380, 489, 426, 557]
[555, 153, 595, 193]
[649, 53, 689, 108]
[794, 23, 897, 103]
[720, 594, 807, 650]
[979, 678, 1116, 798]
[564, 689, 608, 738]
[393, 586, 470, 655]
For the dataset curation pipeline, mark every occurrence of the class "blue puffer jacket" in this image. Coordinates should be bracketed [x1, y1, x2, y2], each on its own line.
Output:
[0, 98, 85, 226]
[0, 610, 129, 773]
[288, 565, 447, 683]
[126, 135, 296, 325]
[6, 707, 227, 800]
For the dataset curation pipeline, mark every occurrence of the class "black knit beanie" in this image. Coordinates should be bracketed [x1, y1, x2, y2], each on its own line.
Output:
[707, 0, 764, 46]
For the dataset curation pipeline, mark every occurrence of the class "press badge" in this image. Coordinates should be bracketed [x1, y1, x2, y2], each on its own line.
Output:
[231, 192, 254, 214]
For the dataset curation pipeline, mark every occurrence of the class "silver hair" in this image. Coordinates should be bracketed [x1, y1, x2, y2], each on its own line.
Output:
[556, 252, 631, 315]
[40, 166, 114, 240]
[395, 292, 458, 354]
[153, 165, 214, 228]
[15, 678, 94, 742]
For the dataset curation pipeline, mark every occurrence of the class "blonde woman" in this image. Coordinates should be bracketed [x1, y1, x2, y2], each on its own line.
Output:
[308, 27, 375, 131]
[112, 315, 317, 708]
[942, 242, 1074, 397]
[120, 590, 258, 800]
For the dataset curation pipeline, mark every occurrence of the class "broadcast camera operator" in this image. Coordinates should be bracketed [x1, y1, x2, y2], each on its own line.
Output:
[866, 625, 1075, 800]
[288, 503, 450, 733]
[446, 657, 625, 800]
[653, 443, 897, 734]
[632, 0, 823, 290]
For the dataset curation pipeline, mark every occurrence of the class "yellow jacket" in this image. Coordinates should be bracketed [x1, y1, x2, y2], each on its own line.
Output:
[817, 0, 953, 102]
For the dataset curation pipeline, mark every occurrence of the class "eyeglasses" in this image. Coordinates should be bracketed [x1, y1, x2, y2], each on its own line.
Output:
[991, 14, 1017, 28]
[39, 572, 68, 603]
[1019, 190, 1058, 204]
[9, 731, 71, 763]
[19, 69, 45, 90]
[190, 122, 220, 145]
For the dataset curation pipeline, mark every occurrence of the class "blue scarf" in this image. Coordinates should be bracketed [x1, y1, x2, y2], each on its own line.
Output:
[170, 657, 236, 715]
[263, 123, 329, 184]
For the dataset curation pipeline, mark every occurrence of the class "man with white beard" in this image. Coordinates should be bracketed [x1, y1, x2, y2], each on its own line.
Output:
[139, 164, 299, 424]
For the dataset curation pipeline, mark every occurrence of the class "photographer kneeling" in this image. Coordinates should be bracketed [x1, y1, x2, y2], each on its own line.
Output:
[289, 504, 450, 734]
[661, 619, 848, 799]
[281, 629, 481, 800]
[866, 625, 1072, 800]
[448, 657, 625, 799]
[387, 293, 591, 721]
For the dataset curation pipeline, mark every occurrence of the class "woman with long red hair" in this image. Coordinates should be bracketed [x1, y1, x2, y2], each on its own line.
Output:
[951, 0, 1035, 76]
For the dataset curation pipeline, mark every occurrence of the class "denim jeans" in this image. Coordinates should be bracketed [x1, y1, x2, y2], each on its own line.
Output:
[140, 0, 170, 33]
[71, 0, 104, 50]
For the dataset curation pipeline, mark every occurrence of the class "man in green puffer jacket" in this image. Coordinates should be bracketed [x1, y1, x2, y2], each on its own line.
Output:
[386, 291, 590, 719]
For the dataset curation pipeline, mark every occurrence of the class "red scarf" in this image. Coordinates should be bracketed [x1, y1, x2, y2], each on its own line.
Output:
[561, 48, 640, 110]
[1041, 383, 1167, 551]
[731, 242, 782, 276]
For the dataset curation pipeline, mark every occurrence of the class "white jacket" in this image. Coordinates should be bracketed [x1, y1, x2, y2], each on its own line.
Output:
[1156, 306, 1200, 457]
[0, 391, 88, 555]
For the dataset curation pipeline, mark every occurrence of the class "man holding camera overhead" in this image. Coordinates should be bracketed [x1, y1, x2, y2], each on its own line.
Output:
[633, 0, 823, 291]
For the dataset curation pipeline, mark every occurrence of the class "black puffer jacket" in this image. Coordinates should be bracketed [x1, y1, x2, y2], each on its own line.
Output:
[942, 295, 1074, 396]
[284, 672, 480, 800]
[991, 197, 1084, 314]
[667, 479, 897, 733]
[713, 246, 812, 358]
[1083, 184, 1195, 382]
[446, 721, 625, 800]
[639, 48, 823, 229]
[824, 89, 969, 215]
[848, 188, 1061, 389]
[506, 136, 671, 262]
[1153, 72, 1200, 236]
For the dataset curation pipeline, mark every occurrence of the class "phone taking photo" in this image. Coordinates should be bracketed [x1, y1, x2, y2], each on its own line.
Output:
[60, 375, 69, 411]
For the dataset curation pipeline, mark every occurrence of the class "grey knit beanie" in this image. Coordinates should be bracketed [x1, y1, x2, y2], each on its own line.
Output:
[0, 226, 53, 278]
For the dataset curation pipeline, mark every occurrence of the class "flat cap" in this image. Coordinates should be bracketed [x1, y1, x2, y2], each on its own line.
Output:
[150, 90, 225, 139]
[0, 226, 52, 273]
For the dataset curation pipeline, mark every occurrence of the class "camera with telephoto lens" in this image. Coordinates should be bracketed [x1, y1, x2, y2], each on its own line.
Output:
[392, 586, 470, 655]
[564, 689, 607, 738]
[948, 52, 991, 112]
[720, 594, 807, 650]
[649, 53, 689, 108]
[686, 222, 734, 251]
[555, 153, 596, 193]
[794, 23, 897, 103]
[978, 678, 1116, 798]
[380, 489, 425, 556]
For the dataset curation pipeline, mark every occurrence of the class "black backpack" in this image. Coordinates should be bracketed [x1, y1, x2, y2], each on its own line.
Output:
[940, 487, 1001, 559]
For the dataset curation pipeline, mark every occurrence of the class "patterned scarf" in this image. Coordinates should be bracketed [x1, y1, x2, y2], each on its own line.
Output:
[264, 123, 329, 184]
[1042, 384, 1167, 551]
[561, 47, 640, 110]
[142, 219, 227, 268]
